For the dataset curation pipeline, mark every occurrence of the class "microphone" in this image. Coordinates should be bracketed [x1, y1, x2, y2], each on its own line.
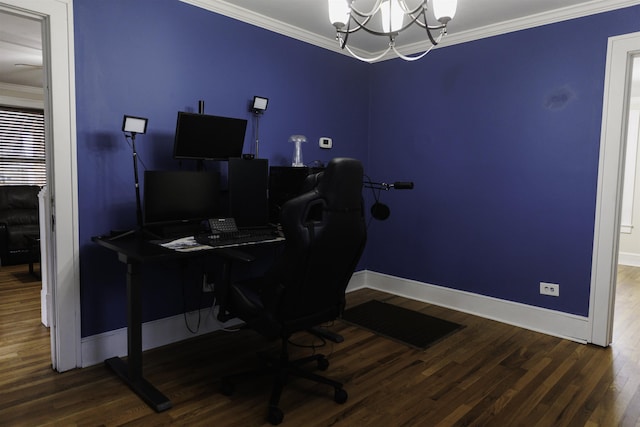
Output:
[392, 181, 414, 190]
[371, 202, 390, 220]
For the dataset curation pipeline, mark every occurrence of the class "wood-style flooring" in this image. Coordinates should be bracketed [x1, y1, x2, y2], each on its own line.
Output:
[1, 263, 640, 426]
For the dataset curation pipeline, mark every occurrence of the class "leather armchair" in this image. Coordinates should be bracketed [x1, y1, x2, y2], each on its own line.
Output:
[220, 157, 367, 425]
[0, 185, 40, 266]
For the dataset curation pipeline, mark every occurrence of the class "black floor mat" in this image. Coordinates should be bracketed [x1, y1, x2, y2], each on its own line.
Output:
[342, 300, 464, 350]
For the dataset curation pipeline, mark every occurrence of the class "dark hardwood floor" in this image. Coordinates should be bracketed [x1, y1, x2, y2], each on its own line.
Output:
[1, 263, 640, 426]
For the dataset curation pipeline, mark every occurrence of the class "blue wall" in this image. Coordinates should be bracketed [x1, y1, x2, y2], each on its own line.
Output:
[74, 0, 369, 336]
[75, 0, 640, 337]
[365, 7, 640, 317]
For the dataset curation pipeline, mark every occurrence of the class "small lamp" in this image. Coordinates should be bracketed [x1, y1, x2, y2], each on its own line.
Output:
[122, 114, 148, 233]
[122, 115, 148, 135]
[250, 96, 269, 158]
[251, 96, 269, 114]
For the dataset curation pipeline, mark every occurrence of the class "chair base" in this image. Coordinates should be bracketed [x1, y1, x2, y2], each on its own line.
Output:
[220, 340, 347, 425]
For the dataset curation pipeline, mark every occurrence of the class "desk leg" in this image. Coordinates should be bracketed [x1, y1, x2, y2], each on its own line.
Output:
[105, 261, 172, 412]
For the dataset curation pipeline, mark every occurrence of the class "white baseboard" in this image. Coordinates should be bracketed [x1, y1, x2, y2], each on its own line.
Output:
[81, 269, 589, 367]
[355, 270, 589, 344]
[618, 251, 640, 267]
[81, 306, 242, 368]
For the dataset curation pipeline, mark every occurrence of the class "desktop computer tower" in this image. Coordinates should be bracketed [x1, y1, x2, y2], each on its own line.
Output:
[228, 158, 269, 228]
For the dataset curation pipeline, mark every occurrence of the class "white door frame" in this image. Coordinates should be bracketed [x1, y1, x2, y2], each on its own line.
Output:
[590, 31, 640, 346]
[0, 0, 80, 371]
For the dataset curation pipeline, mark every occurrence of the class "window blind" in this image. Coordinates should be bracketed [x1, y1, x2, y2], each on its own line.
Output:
[0, 107, 46, 186]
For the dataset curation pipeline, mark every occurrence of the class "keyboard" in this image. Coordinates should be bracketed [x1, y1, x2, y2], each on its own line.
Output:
[194, 226, 284, 248]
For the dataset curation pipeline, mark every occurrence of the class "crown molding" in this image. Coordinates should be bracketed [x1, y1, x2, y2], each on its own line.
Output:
[180, 0, 640, 62]
[399, 0, 640, 59]
[179, 0, 378, 59]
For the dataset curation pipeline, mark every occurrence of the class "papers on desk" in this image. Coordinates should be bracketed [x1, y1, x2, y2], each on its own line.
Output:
[158, 236, 212, 252]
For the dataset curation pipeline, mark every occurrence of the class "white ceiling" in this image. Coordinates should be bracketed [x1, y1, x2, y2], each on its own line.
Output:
[1, 0, 639, 89]
[0, 10, 42, 88]
[182, 0, 640, 59]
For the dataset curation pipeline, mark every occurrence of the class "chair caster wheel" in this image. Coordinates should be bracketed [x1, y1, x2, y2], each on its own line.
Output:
[317, 357, 329, 371]
[220, 379, 234, 396]
[334, 387, 348, 404]
[268, 406, 284, 425]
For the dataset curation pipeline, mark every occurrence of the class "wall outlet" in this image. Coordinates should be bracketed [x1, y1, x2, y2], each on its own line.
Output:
[319, 137, 332, 149]
[540, 282, 560, 297]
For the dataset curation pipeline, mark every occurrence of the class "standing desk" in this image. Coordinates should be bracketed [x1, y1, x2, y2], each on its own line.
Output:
[92, 233, 282, 412]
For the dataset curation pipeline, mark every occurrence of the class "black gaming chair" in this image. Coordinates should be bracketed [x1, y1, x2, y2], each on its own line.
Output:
[220, 157, 367, 425]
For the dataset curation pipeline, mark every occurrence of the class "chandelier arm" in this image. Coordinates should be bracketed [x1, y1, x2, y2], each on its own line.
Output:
[344, 43, 392, 63]
[338, 14, 375, 35]
[391, 43, 434, 62]
[409, 7, 447, 31]
[397, 0, 426, 15]
[425, 25, 439, 46]
[337, 17, 354, 49]
[349, 0, 384, 18]
[333, 0, 452, 62]
[348, 12, 423, 37]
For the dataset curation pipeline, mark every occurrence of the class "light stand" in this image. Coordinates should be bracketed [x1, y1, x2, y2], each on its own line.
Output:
[112, 115, 148, 239]
[250, 96, 268, 158]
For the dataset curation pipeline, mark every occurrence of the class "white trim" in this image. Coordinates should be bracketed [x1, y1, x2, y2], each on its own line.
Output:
[179, 0, 373, 59]
[618, 251, 640, 267]
[82, 269, 590, 366]
[81, 307, 243, 368]
[354, 271, 590, 344]
[590, 31, 640, 348]
[179, 0, 640, 62]
[0, 0, 80, 372]
[439, 0, 640, 50]
[83, 272, 367, 367]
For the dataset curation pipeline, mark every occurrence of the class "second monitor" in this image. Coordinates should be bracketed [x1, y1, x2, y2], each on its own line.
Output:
[143, 170, 220, 237]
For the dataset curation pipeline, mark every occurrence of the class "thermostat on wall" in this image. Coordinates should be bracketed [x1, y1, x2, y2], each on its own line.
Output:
[319, 137, 332, 149]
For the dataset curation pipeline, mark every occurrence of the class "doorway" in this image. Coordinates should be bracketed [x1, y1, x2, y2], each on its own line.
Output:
[0, 0, 80, 372]
[591, 31, 640, 346]
[0, 9, 48, 322]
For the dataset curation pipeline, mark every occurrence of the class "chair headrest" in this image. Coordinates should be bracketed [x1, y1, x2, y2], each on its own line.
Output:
[316, 158, 363, 211]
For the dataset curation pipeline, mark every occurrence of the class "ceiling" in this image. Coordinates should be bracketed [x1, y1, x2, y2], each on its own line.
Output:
[0, 10, 42, 88]
[1, 0, 639, 89]
[181, 0, 640, 58]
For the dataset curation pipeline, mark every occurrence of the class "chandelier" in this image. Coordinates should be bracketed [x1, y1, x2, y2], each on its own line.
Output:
[328, 0, 457, 62]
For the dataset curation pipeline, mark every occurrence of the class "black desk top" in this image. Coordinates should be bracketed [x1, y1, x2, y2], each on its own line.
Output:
[92, 233, 283, 264]
[92, 234, 212, 263]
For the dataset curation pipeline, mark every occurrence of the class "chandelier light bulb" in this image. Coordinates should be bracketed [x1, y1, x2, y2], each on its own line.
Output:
[433, 0, 457, 24]
[328, 0, 350, 28]
[381, 0, 404, 33]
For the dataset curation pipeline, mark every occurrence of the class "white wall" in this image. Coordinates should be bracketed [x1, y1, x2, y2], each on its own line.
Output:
[619, 58, 640, 266]
[0, 82, 43, 109]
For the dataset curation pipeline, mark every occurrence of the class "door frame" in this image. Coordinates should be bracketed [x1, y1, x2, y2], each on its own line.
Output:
[0, 0, 80, 371]
[590, 31, 640, 346]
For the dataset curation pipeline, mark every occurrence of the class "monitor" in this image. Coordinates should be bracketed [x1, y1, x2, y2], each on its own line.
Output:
[143, 170, 220, 227]
[173, 111, 248, 160]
